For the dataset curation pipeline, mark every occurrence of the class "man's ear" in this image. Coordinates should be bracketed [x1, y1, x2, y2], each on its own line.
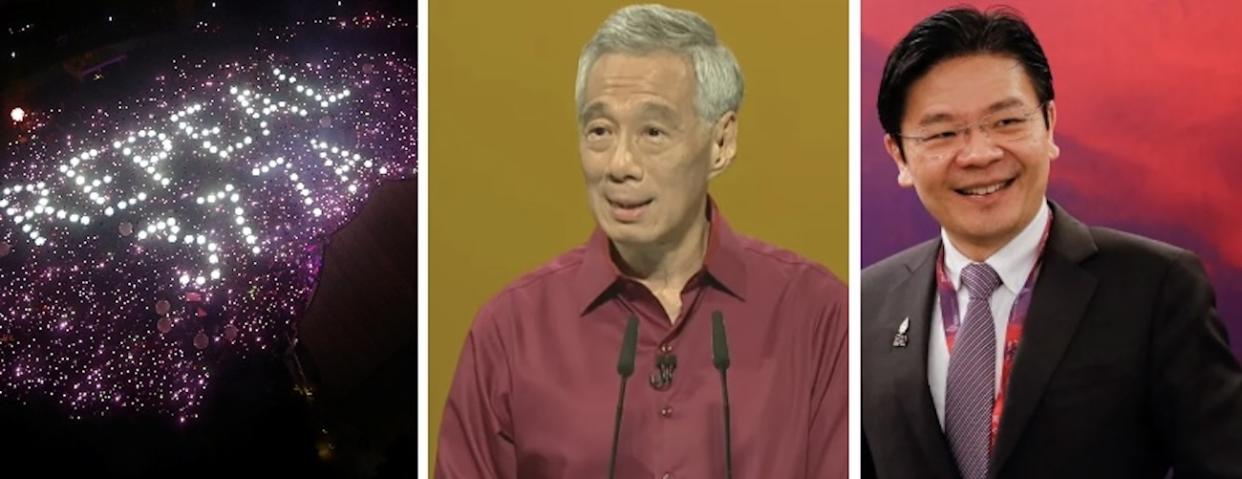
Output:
[885, 134, 915, 188]
[708, 111, 738, 180]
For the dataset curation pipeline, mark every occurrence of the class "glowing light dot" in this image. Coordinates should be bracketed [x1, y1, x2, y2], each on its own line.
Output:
[251, 246, 261, 255]
[209, 254, 219, 264]
[312, 208, 322, 217]
[210, 270, 221, 280]
[12, 105, 32, 123]
[179, 275, 190, 285]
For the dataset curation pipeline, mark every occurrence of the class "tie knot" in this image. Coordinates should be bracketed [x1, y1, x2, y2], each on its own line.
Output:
[961, 262, 1002, 299]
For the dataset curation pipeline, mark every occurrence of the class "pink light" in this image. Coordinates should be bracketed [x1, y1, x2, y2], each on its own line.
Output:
[10, 107, 25, 122]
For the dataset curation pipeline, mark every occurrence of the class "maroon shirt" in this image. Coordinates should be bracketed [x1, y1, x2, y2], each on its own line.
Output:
[437, 205, 848, 478]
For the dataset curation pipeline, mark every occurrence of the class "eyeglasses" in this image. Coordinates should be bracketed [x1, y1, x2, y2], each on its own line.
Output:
[897, 105, 1045, 160]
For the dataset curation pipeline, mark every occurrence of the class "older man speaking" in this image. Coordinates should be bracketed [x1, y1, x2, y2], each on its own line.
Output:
[435, 4, 847, 478]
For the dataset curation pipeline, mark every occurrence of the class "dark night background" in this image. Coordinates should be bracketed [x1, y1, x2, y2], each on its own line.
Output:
[0, 1, 417, 477]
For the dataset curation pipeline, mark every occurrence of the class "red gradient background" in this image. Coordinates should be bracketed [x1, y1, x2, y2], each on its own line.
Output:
[862, 0, 1242, 358]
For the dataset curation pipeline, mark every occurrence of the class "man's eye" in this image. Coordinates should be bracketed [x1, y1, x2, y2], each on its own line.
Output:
[645, 127, 664, 137]
[993, 117, 1028, 128]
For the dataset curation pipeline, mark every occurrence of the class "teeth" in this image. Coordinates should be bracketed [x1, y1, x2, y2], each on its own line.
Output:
[962, 181, 1006, 196]
[611, 200, 648, 208]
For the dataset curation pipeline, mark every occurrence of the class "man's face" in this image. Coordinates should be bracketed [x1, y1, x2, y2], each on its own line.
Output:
[884, 54, 1059, 254]
[579, 51, 736, 248]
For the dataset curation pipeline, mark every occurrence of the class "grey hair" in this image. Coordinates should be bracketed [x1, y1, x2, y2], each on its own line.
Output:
[575, 4, 744, 124]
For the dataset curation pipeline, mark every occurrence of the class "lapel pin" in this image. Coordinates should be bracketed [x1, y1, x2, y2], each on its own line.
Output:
[892, 317, 910, 348]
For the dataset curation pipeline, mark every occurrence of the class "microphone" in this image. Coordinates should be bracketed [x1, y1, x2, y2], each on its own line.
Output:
[609, 315, 639, 479]
[649, 351, 677, 390]
[711, 311, 733, 479]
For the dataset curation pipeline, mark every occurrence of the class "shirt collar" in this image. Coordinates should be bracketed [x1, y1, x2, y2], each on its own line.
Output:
[941, 199, 1050, 295]
[574, 196, 748, 315]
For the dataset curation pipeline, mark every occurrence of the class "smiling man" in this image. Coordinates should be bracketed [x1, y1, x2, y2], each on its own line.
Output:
[435, 5, 847, 479]
[861, 6, 1242, 479]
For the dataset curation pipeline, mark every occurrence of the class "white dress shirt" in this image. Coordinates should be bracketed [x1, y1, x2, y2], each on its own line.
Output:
[928, 200, 1050, 428]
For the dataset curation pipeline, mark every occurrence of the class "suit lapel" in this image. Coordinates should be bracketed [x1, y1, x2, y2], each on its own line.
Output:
[881, 240, 961, 479]
[989, 202, 1099, 477]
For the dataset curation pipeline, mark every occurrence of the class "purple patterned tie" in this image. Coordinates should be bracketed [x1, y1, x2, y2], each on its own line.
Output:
[945, 262, 1002, 479]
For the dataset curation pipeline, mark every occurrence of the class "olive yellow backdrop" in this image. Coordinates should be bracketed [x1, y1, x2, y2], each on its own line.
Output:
[429, 0, 848, 470]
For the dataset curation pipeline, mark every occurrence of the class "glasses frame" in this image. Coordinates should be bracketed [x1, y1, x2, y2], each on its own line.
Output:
[896, 103, 1048, 160]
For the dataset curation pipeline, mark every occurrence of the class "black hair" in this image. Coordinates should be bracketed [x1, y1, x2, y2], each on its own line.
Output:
[877, 6, 1054, 153]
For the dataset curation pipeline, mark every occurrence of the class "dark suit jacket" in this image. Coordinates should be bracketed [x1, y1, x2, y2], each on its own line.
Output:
[861, 202, 1242, 479]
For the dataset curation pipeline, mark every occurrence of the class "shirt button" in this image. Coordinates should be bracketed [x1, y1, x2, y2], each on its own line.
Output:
[659, 343, 673, 354]
[659, 406, 673, 417]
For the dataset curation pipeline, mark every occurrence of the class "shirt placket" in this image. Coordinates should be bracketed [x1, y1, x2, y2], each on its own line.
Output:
[615, 274, 709, 479]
